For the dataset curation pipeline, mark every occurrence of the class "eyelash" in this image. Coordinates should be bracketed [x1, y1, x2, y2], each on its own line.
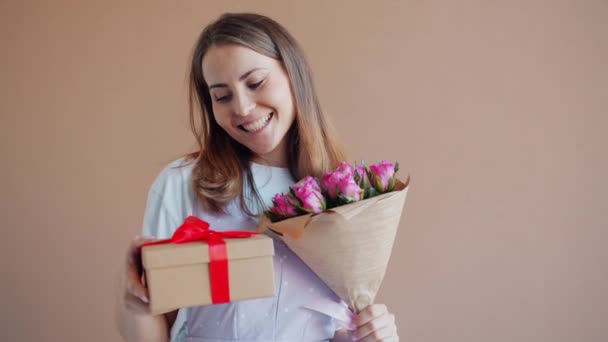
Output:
[215, 79, 265, 103]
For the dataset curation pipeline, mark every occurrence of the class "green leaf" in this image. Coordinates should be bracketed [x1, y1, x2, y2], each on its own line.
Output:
[337, 194, 353, 205]
[313, 177, 322, 188]
[374, 174, 384, 193]
[388, 176, 396, 192]
[296, 203, 310, 215]
[315, 192, 327, 211]
[288, 189, 302, 206]
[266, 210, 282, 223]
[368, 188, 379, 198]
[364, 164, 372, 180]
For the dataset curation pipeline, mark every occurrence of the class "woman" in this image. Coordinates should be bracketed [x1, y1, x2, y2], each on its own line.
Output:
[116, 12, 399, 341]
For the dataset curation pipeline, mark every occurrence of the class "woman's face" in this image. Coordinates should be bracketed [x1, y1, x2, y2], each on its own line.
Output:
[202, 43, 296, 166]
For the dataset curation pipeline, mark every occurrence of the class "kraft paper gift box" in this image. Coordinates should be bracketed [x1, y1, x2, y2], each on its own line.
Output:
[142, 231, 275, 315]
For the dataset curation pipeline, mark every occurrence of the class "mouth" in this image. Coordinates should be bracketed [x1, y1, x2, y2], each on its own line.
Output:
[239, 112, 273, 133]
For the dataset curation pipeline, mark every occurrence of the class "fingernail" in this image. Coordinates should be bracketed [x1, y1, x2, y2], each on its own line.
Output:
[139, 295, 149, 303]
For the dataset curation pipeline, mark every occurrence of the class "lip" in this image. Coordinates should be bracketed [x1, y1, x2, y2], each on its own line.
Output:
[238, 112, 273, 127]
[238, 112, 274, 133]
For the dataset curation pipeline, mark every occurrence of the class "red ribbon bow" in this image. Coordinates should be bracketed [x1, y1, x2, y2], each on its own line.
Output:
[143, 216, 258, 304]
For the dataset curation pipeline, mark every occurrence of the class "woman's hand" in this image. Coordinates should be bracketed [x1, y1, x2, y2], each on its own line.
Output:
[116, 236, 175, 342]
[351, 304, 398, 341]
[122, 236, 154, 315]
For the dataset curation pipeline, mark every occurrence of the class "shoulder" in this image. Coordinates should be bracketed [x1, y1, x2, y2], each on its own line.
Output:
[149, 157, 195, 198]
[142, 157, 197, 239]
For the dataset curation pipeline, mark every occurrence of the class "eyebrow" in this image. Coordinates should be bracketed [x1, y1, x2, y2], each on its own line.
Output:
[208, 68, 267, 89]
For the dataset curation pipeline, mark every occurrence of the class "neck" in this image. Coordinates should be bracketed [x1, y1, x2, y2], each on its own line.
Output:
[252, 139, 289, 168]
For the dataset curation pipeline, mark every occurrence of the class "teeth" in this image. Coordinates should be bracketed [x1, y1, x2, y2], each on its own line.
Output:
[242, 113, 272, 132]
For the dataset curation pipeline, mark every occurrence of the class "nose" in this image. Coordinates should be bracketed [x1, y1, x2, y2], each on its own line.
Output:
[232, 91, 256, 117]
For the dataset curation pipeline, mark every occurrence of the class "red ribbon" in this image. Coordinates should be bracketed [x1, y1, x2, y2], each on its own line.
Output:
[142, 216, 258, 304]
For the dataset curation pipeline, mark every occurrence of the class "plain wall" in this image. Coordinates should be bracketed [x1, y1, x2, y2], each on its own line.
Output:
[1, 0, 606, 341]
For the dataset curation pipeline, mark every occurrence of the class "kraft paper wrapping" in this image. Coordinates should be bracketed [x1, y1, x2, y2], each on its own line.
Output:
[259, 177, 410, 312]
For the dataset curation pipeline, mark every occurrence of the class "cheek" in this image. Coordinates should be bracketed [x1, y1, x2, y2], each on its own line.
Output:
[265, 78, 294, 112]
[212, 109, 232, 131]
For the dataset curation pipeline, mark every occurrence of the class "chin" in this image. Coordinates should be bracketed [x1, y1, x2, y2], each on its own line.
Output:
[246, 142, 280, 157]
[248, 146, 276, 156]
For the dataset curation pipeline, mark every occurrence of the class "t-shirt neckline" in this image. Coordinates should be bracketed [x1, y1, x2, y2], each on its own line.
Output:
[250, 161, 290, 172]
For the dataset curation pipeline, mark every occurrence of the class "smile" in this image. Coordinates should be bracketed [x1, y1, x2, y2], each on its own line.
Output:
[240, 112, 273, 132]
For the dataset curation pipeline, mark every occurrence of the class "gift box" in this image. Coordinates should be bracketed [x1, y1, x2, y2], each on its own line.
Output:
[141, 217, 276, 315]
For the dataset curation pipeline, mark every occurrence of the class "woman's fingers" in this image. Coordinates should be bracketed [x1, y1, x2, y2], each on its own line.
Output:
[358, 328, 397, 342]
[126, 264, 149, 303]
[124, 235, 155, 311]
[355, 304, 388, 327]
[354, 312, 394, 340]
[355, 322, 398, 342]
[352, 304, 398, 341]
[124, 291, 151, 315]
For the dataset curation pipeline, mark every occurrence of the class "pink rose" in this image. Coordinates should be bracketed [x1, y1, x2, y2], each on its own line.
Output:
[321, 162, 363, 205]
[321, 162, 352, 199]
[337, 176, 363, 202]
[335, 162, 354, 177]
[270, 193, 299, 220]
[368, 160, 399, 193]
[354, 163, 369, 189]
[291, 176, 326, 214]
[321, 171, 342, 200]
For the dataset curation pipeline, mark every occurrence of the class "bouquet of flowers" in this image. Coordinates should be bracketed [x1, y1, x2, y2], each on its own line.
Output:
[260, 160, 410, 313]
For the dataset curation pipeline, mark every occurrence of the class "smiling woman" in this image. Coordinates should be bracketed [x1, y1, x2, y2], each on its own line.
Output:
[115, 12, 400, 342]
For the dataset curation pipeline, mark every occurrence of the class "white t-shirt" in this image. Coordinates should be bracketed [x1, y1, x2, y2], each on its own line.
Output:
[141, 158, 296, 341]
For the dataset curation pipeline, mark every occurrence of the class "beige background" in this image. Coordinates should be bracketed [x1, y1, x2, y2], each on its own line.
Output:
[1, 0, 606, 341]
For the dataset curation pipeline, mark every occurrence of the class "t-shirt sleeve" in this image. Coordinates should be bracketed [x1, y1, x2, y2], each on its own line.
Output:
[141, 160, 194, 239]
[141, 188, 181, 239]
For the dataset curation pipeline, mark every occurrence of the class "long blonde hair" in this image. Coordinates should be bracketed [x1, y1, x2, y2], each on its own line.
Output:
[184, 12, 347, 214]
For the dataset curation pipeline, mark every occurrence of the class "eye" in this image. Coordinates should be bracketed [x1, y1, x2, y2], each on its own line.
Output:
[248, 79, 265, 89]
[214, 94, 232, 103]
